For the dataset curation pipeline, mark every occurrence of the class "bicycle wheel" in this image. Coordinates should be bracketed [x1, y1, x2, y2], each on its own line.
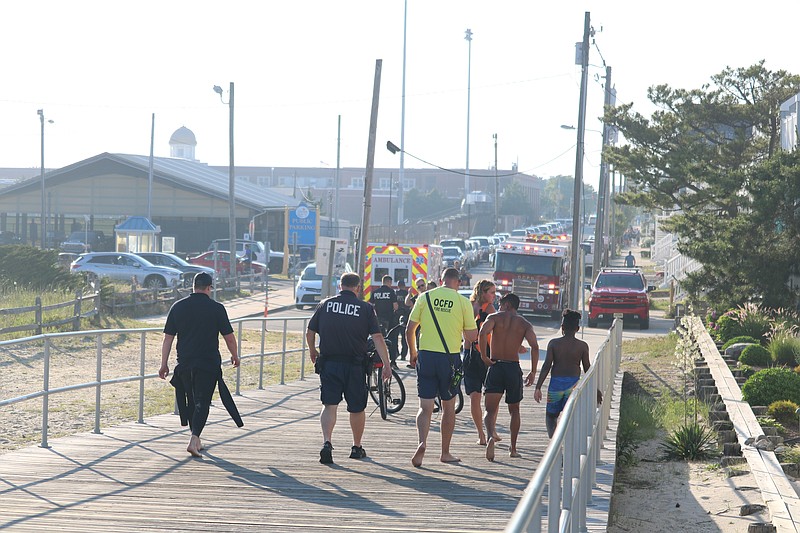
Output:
[385, 369, 406, 414]
[378, 371, 388, 420]
[368, 366, 381, 405]
[454, 388, 464, 414]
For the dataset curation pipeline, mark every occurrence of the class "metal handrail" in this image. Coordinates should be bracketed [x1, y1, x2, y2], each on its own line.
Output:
[505, 319, 622, 533]
[0, 315, 310, 448]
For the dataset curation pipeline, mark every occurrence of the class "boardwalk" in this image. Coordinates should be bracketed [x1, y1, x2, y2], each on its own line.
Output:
[0, 365, 610, 533]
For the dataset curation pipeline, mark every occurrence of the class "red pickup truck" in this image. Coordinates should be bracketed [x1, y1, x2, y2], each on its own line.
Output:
[587, 268, 655, 329]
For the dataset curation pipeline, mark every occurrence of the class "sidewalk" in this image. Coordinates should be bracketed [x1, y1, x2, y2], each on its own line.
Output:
[141, 277, 298, 323]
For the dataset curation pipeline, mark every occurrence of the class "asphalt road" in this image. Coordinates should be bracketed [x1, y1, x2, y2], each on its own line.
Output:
[261, 261, 676, 349]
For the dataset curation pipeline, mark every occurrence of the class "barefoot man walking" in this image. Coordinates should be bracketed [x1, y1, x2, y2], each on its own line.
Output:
[406, 267, 477, 467]
[478, 292, 540, 461]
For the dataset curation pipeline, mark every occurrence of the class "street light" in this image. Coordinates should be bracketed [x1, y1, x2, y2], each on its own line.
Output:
[37, 109, 54, 250]
[213, 82, 236, 279]
[464, 28, 473, 213]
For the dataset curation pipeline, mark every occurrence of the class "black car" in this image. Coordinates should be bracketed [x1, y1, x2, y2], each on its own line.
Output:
[136, 252, 217, 288]
[0, 231, 22, 245]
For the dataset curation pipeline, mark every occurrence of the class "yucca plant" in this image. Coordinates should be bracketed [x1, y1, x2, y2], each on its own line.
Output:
[661, 422, 718, 460]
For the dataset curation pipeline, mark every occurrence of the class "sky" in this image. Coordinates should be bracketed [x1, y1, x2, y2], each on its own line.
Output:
[2, 1, 799, 191]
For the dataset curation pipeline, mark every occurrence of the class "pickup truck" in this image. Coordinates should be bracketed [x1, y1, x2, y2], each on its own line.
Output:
[60, 231, 109, 253]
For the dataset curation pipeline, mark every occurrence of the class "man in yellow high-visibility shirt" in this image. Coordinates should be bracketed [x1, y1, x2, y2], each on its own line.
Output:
[405, 267, 477, 467]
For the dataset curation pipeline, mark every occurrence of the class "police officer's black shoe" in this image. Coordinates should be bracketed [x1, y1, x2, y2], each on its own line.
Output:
[320, 441, 334, 464]
[349, 445, 367, 459]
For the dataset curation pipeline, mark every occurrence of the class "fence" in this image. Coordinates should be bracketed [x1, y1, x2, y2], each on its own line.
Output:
[101, 273, 266, 316]
[0, 315, 309, 448]
[0, 290, 98, 336]
[505, 319, 622, 533]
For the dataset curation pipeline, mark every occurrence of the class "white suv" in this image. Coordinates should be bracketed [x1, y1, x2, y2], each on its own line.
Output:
[70, 252, 182, 288]
[295, 262, 353, 309]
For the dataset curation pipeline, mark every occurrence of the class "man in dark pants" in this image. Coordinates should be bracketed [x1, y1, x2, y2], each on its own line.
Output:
[394, 280, 410, 360]
[370, 274, 399, 366]
[307, 272, 391, 464]
[159, 272, 240, 457]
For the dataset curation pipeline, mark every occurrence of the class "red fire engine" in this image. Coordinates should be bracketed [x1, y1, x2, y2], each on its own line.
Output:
[493, 239, 570, 318]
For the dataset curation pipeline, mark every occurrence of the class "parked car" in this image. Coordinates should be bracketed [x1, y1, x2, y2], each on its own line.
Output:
[0, 231, 23, 245]
[70, 252, 182, 288]
[510, 228, 527, 239]
[189, 250, 267, 277]
[136, 252, 216, 288]
[208, 239, 284, 273]
[60, 230, 110, 253]
[441, 246, 464, 268]
[587, 267, 655, 330]
[295, 262, 353, 309]
[469, 236, 492, 262]
[57, 252, 80, 271]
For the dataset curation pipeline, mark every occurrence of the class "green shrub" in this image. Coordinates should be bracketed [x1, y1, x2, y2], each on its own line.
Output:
[767, 400, 799, 425]
[768, 327, 800, 367]
[661, 422, 718, 460]
[737, 364, 756, 379]
[757, 416, 786, 434]
[780, 445, 800, 464]
[742, 367, 800, 407]
[721, 336, 761, 351]
[0, 245, 81, 290]
[739, 345, 772, 367]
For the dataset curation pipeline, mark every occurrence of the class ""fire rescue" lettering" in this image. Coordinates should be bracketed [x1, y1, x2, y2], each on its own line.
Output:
[326, 301, 361, 316]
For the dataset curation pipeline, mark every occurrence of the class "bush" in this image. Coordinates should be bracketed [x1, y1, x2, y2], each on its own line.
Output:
[661, 422, 718, 460]
[767, 400, 799, 426]
[739, 345, 772, 367]
[780, 444, 800, 464]
[742, 368, 800, 407]
[721, 336, 761, 351]
[768, 327, 800, 367]
[714, 304, 773, 343]
[737, 364, 756, 379]
[0, 245, 81, 290]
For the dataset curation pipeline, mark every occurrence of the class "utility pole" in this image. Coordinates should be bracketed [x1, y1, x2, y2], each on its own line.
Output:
[569, 12, 591, 311]
[356, 59, 383, 289]
[334, 115, 341, 236]
[493, 133, 499, 233]
[592, 65, 612, 280]
[398, 0, 407, 228]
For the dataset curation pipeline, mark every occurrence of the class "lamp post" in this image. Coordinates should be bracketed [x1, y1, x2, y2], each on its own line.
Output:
[464, 28, 473, 213]
[213, 83, 236, 279]
[493, 133, 499, 233]
[37, 109, 53, 250]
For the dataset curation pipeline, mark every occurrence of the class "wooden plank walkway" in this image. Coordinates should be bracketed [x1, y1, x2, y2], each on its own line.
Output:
[0, 367, 615, 532]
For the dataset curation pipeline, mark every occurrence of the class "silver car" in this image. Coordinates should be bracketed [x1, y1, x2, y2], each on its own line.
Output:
[70, 252, 182, 288]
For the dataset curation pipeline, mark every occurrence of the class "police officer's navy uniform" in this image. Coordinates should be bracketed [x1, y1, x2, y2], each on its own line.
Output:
[308, 289, 381, 412]
[370, 284, 397, 333]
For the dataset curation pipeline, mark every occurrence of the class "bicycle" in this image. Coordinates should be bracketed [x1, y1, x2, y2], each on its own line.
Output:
[433, 386, 464, 415]
[367, 322, 407, 419]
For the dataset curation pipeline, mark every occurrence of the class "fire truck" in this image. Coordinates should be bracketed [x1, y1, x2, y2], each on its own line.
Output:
[363, 243, 443, 299]
[493, 240, 570, 318]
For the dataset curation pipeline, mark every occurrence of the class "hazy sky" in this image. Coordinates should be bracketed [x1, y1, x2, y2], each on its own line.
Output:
[2, 1, 798, 189]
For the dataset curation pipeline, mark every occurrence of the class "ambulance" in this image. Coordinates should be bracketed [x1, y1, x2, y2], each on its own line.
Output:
[363, 243, 443, 299]
[493, 239, 570, 318]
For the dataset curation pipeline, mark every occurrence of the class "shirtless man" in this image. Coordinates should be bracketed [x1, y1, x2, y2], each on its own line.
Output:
[478, 292, 540, 461]
[533, 309, 602, 437]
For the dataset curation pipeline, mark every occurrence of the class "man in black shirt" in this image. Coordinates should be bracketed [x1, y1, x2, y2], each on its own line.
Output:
[307, 272, 391, 464]
[371, 275, 399, 367]
[394, 280, 410, 360]
[159, 272, 240, 457]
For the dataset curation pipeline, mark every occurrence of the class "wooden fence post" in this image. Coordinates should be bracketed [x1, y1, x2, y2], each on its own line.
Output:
[73, 289, 83, 331]
[35, 297, 43, 335]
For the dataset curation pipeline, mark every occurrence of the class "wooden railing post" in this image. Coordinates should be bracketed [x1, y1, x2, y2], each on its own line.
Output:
[72, 289, 83, 331]
[34, 297, 42, 335]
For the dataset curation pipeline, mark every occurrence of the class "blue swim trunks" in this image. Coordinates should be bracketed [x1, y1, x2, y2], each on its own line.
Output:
[546, 376, 580, 415]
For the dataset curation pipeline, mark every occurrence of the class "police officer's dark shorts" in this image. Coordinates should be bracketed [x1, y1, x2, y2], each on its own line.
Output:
[462, 348, 487, 396]
[417, 350, 460, 401]
[484, 360, 524, 404]
[319, 359, 368, 413]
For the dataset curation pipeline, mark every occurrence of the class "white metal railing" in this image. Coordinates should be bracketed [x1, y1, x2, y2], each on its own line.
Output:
[0, 315, 310, 448]
[652, 233, 676, 263]
[505, 319, 622, 533]
[663, 254, 702, 297]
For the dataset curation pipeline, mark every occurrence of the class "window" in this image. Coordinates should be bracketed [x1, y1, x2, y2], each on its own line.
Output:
[379, 178, 391, 190]
[373, 267, 389, 283]
[351, 177, 364, 188]
[394, 268, 410, 286]
[88, 255, 114, 264]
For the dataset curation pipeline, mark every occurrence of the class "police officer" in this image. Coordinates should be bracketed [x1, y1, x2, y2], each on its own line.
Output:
[307, 272, 391, 465]
[370, 274, 398, 333]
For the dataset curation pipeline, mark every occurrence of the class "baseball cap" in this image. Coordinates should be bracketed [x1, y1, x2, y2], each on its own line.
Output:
[194, 272, 214, 288]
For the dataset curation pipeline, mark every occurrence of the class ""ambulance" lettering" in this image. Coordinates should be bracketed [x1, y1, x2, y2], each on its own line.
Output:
[327, 301, 361, 316]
